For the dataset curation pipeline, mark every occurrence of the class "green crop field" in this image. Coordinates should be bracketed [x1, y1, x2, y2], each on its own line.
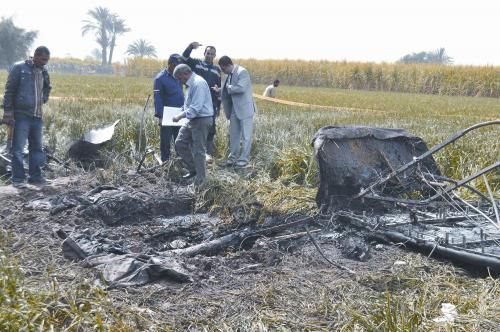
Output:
[1, 72, 498, 189]
[0, 72, 499, 330]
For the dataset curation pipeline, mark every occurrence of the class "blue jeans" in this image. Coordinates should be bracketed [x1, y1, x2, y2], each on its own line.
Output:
[11, 113, 45, 183]
[160, 125, 180, 162]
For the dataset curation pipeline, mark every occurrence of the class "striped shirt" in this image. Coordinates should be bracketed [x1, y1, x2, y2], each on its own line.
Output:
[34, 67, 44, 118]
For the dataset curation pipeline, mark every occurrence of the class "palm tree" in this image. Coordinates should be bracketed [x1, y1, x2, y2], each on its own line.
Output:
[126, 39, 157, 58]
[81, 7, 112, 65]
[107, 15, 129, 64]
[429, 48, 453, 65]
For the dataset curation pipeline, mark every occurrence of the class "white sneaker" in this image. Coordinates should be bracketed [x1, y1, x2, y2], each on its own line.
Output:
[205, 154, 214, 164]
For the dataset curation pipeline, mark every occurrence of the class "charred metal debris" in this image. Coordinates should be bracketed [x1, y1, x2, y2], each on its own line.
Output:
[313, 121, 499, 273]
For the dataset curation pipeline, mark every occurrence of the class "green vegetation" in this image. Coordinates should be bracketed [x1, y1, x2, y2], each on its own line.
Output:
[244, 59, 499, 97]
[24, 56, 499, 97]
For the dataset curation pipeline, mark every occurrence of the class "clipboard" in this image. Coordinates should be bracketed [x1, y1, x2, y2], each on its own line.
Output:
[162, 106, 188, 126]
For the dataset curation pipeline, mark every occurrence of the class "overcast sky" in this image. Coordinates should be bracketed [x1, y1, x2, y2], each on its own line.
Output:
[3, 0, 500, 65]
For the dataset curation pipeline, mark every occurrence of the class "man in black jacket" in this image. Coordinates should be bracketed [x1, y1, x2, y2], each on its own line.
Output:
[182, 42, 221, 163]
[2, 46, 52, 188]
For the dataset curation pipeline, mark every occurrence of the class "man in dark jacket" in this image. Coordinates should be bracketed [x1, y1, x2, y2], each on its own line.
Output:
[2, 46, 52, 188]
[153, 54, 184, 162]
[182, 42, 221, 163]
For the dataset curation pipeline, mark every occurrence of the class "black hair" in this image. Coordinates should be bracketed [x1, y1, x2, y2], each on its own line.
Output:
[34, 46, 50, 57]
[218, 56, 233, 67]
[273, 79, 280, 85]
[204, 46, 216, 54]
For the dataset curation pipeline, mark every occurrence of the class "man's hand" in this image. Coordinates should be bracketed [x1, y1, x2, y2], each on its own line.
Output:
[190, 42, 202, 49]
[172, 114, 182, 123]
[1, 111, 14, 126]
[211, 84, 220, 94]
[158, 118, 162, 125]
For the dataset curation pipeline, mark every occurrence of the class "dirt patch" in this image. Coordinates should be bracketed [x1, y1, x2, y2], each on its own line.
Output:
[1, 172, 496, 330]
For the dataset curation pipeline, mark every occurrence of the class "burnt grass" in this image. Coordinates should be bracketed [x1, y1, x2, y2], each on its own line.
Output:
[1, 171, 499, 331]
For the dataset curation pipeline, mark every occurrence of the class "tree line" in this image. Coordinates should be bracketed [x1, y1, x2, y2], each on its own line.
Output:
[0, 7, 158, 69]
[0, 8, 456, 68]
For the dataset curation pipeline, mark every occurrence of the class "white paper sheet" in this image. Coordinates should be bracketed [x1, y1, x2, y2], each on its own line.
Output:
[162, 107, 188, 126]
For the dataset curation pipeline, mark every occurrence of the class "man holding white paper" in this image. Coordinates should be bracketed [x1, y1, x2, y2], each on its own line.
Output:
[172, 64, 214, 186]
[153, 54, 184, 162]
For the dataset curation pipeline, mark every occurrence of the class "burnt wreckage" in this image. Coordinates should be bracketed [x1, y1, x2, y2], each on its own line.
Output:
[313, 121, 500, 273]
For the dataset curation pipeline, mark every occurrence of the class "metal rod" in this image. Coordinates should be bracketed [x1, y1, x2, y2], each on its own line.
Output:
[482, 175, 500, 225]
[137, 94, 151, 158]
[480, 229, 485, 253]
[452, 193, 499, 230]
[364, 162, 500, 206]
[423, 173, 490, 202]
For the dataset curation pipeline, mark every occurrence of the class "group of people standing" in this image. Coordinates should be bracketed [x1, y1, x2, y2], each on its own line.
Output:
[2, 43, 259, 189]
[154, 42, 257, 187]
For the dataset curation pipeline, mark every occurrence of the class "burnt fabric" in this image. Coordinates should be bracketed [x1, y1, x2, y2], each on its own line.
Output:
[312, 126, 440, 210]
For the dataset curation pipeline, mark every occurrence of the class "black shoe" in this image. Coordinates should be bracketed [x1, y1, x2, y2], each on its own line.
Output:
[12, 181, 27, 189]
[182, 172, 196, 179]
[28, 177, 48, 186]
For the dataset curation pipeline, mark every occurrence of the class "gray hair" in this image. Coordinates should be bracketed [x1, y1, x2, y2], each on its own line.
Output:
[173, 64, 192, 77]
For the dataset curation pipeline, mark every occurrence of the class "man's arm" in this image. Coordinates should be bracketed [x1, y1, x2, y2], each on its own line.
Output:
[182, 42, 200, 71]
[216, 69, 222, 110]
[153, 77, 164, 119]
[3, 65, 21, 114]
[263, 86, 270, 97]
[42, 71, 52, 103]
[228, 69, 251, 95]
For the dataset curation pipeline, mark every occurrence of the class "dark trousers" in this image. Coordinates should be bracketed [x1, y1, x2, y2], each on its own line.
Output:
[206, 105, 219, 156]
[206, 115, 216, 155]
[11, 113, 45, 183]
[160, 125, 180, 162]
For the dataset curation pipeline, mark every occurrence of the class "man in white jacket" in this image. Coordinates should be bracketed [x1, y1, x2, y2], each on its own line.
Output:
[263, 79, 280, 98]
[215, 56, 257, 168]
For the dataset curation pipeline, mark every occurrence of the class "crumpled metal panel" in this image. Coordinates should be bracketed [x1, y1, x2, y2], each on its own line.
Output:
[312, 126, 440, 210]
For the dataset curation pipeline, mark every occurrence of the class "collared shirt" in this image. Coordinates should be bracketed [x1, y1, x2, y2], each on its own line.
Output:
[226, 67, 237, 93]
[33, 67, 44, 118]
[153, 69, 184, 118]
[263, 84, 276, 98]
[183, 73, 214, 119]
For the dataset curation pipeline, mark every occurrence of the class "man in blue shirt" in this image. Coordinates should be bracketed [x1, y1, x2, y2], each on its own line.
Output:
[153, 54, 184, 162]
[172, 64, 214, 186]
[182, 42, 221, 162]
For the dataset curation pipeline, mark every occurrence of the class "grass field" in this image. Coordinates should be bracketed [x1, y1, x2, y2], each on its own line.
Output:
[0, 72, 499, 330]
[1, 72, 497, 188]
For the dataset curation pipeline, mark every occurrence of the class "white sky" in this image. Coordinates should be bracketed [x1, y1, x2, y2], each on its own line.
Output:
[3, 0, 500, 65]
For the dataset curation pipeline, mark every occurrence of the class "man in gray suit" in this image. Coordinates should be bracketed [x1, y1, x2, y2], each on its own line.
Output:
[216, 56, 256, 168]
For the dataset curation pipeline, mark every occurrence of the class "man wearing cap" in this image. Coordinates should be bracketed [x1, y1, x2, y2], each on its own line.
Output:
[172, 64, 214, 187]
[153, 54, 184, 162]
[182, 42, 221, 163]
